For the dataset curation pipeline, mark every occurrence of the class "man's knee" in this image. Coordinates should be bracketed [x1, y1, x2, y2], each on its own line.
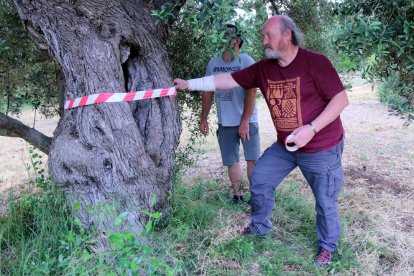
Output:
[315, 199, 338, 217]
[247, 160, 257, 166]
[250, 170, 272, 193]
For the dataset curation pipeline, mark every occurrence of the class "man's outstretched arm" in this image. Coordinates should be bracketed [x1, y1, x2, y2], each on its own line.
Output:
[174, 73, 240, 91]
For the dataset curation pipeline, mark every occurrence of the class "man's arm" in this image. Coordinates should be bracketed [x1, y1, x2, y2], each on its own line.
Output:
[238, 88, 257, 141]
[174, 73, 240, 91]
[310, 90, 349, 133]
[200, 92, 214, 135]
[214, 73, 240, 90]
[292, 91, 349, 147]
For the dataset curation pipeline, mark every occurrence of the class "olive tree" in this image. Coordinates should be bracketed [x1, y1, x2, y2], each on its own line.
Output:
[9, 0, 184, 236]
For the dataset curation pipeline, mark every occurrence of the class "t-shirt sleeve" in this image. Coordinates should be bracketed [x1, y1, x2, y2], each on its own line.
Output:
[205, 59, 213, 77]
[231, 61, 260, 90]
[242, 54, 255, 68]
[311, 54, 345, 100]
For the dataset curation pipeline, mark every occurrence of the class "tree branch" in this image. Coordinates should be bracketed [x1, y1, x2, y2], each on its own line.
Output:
[0, 112, 52, 154]
[269, 0, 279, 15]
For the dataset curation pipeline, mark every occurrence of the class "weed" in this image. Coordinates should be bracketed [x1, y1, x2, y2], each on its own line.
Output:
[359, 153, 368, 162]
[0, 147, 173, 275]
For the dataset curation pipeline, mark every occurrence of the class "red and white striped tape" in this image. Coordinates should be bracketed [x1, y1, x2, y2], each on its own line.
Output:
[64, 87, 176, 110]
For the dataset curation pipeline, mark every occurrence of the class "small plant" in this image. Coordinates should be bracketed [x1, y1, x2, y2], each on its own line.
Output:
[26, 146, 51, 190]
[2, 147, 174, 274]
[71, 194, 172, 275]
[103, 195, 171, 275]
[359, 152, 368, 162]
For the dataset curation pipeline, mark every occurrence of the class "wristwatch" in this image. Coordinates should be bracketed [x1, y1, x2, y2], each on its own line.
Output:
[309, 122, 317, 134]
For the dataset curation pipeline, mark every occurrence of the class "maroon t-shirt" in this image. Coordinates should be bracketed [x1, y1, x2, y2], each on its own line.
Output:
[232, 48, 345, 153]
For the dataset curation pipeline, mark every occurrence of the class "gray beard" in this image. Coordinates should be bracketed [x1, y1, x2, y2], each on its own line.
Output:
[265, 48, 282, 59]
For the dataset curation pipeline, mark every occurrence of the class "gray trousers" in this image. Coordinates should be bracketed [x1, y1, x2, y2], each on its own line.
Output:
[249, 140, 344, 251]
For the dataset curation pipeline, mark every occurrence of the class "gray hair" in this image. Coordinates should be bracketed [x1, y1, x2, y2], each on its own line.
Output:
[279, 16, 304, 46]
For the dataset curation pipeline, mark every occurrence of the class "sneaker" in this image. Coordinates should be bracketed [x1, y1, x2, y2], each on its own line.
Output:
[231, 195, 244, 204]
[240, 227, 266, 239]
[315, 248, 333, 268]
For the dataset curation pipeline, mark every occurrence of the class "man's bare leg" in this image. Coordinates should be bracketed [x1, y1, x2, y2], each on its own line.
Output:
[246, 160, 256, 181]
[228, 162, 242, 196]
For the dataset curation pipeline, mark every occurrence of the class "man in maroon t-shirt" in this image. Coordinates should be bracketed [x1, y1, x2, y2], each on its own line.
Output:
[174, 15, 349, 268]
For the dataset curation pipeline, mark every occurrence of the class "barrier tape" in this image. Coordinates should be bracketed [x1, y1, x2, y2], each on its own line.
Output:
[64, 87, 176, 110]
[285, 134, 299, 152]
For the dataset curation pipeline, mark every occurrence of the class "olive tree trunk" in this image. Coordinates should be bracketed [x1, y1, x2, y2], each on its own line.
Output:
[13, 0, 182, 236]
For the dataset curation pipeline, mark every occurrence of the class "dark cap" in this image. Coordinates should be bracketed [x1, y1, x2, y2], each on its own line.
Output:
[225, 24, 243, 48]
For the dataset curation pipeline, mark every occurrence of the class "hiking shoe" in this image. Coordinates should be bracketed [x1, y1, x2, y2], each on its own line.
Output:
[240, 227, 266, 240]
[231, 195, 244, 204]
[315, 248, 333, 268]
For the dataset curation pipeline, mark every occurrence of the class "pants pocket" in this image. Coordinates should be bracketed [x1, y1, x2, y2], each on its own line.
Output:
[327, 162, 344, 197]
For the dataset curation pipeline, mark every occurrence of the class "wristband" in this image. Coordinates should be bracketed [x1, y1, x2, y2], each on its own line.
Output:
[309, 122, 317, 134]
[188, 76, 216, 91]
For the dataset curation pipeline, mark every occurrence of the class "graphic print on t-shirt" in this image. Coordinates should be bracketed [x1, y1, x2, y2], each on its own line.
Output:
[266, 77, 302, 131]
[212, 65, 241, 102]
[220, 89, 233, 101]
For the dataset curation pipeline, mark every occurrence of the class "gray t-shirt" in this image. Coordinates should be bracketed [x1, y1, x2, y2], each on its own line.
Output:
[205, 54, 258, 127]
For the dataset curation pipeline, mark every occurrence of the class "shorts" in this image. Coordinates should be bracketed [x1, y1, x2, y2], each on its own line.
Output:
[216, 122, 260, 166]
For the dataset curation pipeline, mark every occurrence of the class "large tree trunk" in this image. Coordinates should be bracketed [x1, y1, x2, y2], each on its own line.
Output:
[13, 0, 182, 237]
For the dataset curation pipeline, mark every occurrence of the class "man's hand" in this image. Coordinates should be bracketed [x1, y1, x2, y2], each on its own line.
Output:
[174, 78, 189, 90]
[238, 120, 250, 142]
[199, 119, 209, 136]
[291, 124, 315, 148]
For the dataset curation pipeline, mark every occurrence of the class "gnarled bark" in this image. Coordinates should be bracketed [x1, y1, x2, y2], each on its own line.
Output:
[13, 0, 182, 236]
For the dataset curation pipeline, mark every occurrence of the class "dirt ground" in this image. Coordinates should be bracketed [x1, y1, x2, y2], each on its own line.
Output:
[1, 76, 413, 273]
[0, 112, 58, 216]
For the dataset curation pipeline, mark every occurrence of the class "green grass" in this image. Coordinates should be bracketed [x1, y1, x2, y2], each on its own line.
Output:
[0, 188, 94, 275]
[151, 177, 360, 274]
[1, 171, 362, 274]
[0, 180, 173, 274]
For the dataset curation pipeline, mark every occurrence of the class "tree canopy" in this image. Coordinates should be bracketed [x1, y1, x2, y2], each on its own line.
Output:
[0, 0, 58, 118]
[334, 0, 414, 120]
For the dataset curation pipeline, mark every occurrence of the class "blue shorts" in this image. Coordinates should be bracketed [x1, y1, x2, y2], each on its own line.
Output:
[216, 122, 260, 166]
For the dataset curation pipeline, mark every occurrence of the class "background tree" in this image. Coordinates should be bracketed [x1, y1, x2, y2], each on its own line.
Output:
[333, 0, 414, 121]
[265, 0, 335, 56]
[0, 1, 58, 117]
[0, 0, 57, 152]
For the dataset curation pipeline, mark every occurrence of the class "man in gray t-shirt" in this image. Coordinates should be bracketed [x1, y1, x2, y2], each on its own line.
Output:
[200, 24, 260, 204]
